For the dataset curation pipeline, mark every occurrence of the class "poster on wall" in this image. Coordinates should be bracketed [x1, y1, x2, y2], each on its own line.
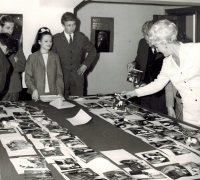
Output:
[91, 17, 114, 53]
[0, 14, 23, 46]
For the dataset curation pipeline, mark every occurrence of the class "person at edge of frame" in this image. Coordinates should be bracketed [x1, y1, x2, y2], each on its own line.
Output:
[0, 15, 26, 101]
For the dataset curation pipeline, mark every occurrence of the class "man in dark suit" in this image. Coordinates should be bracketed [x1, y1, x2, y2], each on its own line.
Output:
[51, 12, 96, 98]
[127, 20, 167, 114]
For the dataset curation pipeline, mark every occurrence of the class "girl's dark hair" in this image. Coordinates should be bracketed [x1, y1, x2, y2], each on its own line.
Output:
[0, 15, 14, 27]
[31, 27, 52, 53]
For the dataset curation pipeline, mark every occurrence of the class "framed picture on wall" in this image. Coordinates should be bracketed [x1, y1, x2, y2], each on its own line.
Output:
[0, 14, 23, 46]
[91, 17, 114, 53]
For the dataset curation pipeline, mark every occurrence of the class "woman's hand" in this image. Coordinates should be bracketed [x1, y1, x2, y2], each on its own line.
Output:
[121, 90, 137, 99]
[127, 61, 136, 72]
[32, 90, 39, 102]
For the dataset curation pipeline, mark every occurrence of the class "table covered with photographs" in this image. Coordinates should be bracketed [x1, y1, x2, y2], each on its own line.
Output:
[0, 95, 200, 180]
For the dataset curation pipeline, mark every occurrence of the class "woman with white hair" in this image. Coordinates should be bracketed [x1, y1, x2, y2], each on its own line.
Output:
[122, 19, 200, 126]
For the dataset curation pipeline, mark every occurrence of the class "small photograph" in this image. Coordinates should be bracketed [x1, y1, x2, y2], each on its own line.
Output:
[136, 150, 175, 167]
[50, 128, 68, 133]
[115, 111, 132, 116]
[22, 128, 43, 135]
[23, 105, 40, 112]
[120, 159, 152, 175]
[159, 145, 192, 156]
[39, 147, 64, 157]
[29, 110, 45, 116]
[3, 102, 18, 109]
[10, 156, 47, 174]
[161, 164, 193, 179]
[62, 168, 99, 180]
[99, 113, 119, 121]
[55, 132, 75, 139]
[0, 107, 7, 115]
[103, 170, 133, 180]
[13, 112, 29, 118]
[31, 131, 50, 139]
[137, 132, 164, 142]
[0, 116, 15, 121]
[158, 119, 182, 130]
[130, 120, 152, 126]
[167, 134, 188, 145]
[126, 126, 154, 136]
[7, 140, 32, 151]
[145, 124, 169, 132]
[159, 129, 182, 138]
[95, 30, 110, 53]
[61, 137, 86, 148]
[40, 140, 60, 148]
[24, 169, 54, 180]
[71, 146, 94, 155]
[84, 102, 103, 109]
[75, 150, 105, 163]
[45, 124, 63, 132]
[97, 100, 113, 108]
[148, 139, 177, 149]
[184, 136, 200, 151]
[54, 157, 81, 171]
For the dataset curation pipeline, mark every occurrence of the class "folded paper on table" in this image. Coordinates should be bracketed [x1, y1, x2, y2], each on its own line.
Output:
[50, 98, 75, 109]
[40, 95, 60, 102]
[67, 109, 92, 126]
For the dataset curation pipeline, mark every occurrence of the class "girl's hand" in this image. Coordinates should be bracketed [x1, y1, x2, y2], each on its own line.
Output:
[32, 90, 39, 102]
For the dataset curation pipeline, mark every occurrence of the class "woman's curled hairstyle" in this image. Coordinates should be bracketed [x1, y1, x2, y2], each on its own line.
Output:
[148, 19, 178, 46]
[31, 27, 52, 53]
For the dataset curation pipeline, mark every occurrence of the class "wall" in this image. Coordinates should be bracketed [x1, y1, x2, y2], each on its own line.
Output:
[76, 2, 165, 95]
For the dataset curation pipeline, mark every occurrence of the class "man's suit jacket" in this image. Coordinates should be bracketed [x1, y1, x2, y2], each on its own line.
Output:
[51, 31, 96, 86]
[135, 38, 163, 81]
[5, 46, 26, 93]
[0, 49, 10, 93]
[25, 50, 64, 96]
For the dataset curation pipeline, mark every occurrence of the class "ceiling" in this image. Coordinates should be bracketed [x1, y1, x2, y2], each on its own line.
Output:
[85, 0, 200, 6]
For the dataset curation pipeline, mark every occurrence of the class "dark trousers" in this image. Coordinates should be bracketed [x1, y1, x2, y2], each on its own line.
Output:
[64, 75, 83, 99]
[140, 90, 167, 115]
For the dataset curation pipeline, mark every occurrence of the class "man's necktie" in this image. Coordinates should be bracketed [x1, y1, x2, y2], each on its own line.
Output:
[69, 35, 72, 45]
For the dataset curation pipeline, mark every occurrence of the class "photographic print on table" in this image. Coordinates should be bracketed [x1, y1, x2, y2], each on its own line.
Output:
[84, 102, 103, 109]
[13, 112, 29, 118]
[24, 169, 54, 180]
[55, 132, 75, 139]
[148, 139, 177, 149]
[120, 159, 152, 175]
[31, 131, 51, 139]
[0, 116, 15, 121]
[145, 124, 170, 132]
[103, 170, 133, 180]
[124, 168, 169, 180]
[97, 100, 113, 108]
[62, 168, 99, 180]
[10, 156, 47, 174]
[126, 126, 154, 136]
[74, 150, 106, 163]
[137, 132, 164, 142]
[135, 150, 175, 167]
[6, 140, 32, 151]
[54, 157, 81, 171]
[99, 113, 119, 121]
[39, 147, 64, 157]
[40, 140, 60, 148]
[0, 107, 7, 115]
[158, 119, 183, 130]
[129, 119, 153, 126]
[160, 163, 197, 180]
[61, 137, 86, 148]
